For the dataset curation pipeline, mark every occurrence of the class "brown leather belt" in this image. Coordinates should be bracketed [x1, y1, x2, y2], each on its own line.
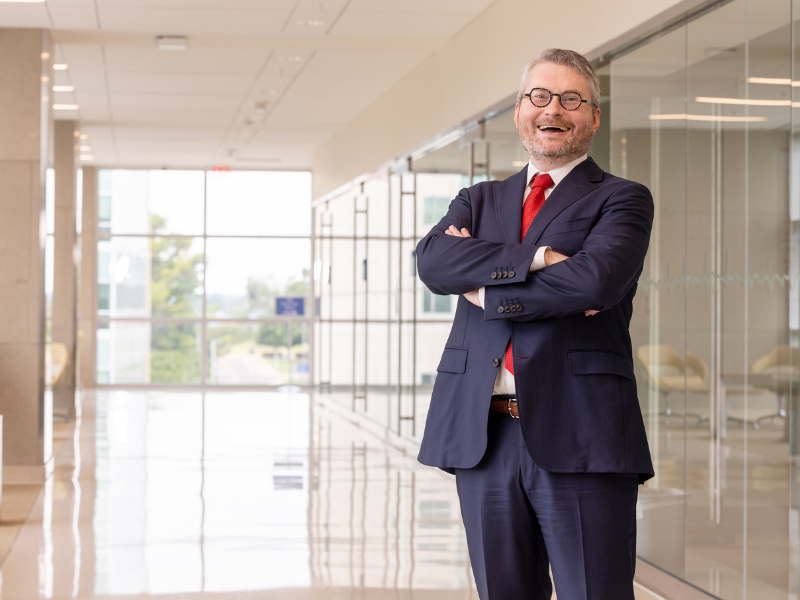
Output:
[490, 397, 518, 418]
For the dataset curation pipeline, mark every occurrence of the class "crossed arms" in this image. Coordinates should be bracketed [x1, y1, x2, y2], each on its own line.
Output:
[415, 183, 654, 322]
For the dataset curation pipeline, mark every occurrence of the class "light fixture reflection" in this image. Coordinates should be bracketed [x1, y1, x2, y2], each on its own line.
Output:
[649, 114, 767, 122]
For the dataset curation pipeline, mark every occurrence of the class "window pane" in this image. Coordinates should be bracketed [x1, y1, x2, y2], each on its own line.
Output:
[97, 236, 204, 318]
[97, 321, 201, 384]
[206, 171, 311, 236]
[207, 321, 291, 385]
[205, 238, 310, 319]
[99, 170, 205, 235]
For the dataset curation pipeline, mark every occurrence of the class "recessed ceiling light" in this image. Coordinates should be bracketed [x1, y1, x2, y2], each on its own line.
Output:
[54, 104, 79, 110]
[40, 52, 49, 59]
[80, 134, 89, 140]
[53, 64, 68, 70]
[156, 36, 187, 51]
[297, 19, 325, 26]
[53, 85, 74, 92]
[79, 146, 92, 151]
[80, 155, 94, 161]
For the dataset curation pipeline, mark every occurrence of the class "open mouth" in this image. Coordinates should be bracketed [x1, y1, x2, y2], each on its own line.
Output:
[536, 124, 570, 132]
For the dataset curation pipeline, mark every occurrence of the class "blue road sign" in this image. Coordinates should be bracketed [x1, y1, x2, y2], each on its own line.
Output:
[276, 297, 305, 316]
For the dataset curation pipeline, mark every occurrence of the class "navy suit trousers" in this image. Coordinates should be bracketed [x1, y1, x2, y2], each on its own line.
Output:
[455, 412, 639, 600]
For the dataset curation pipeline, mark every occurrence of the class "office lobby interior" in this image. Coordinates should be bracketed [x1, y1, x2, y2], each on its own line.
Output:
[1, 0, 799, 598]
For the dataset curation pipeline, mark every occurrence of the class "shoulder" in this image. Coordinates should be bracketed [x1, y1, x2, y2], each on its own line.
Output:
[597, 171, 653, 202]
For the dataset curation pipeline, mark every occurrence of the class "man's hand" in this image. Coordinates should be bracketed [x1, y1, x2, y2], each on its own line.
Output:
[445, 226, 482, 306]
[445, 225, 471, 238]
[544, 248, 570, 266]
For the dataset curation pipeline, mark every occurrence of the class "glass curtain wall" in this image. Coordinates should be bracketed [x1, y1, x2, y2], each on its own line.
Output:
[97, 169, 312, 386]
[315, 0, 800, 596]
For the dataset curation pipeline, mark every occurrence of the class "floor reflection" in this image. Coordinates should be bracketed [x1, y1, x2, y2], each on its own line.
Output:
[0, 390, 474, 599]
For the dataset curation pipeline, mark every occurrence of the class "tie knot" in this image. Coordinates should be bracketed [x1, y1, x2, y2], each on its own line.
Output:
[532, 172, 553, 190]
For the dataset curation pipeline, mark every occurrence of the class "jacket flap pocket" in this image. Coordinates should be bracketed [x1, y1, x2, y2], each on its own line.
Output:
[569, 350, 633, 380]
[437, 347, 468, 374]
[543, 217, 592, 236]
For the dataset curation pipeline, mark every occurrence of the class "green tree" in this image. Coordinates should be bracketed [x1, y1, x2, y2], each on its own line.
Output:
[149, 214, 203, 382]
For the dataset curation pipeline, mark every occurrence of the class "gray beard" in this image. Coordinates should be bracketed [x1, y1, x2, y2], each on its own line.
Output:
[521, 122, 594, 164]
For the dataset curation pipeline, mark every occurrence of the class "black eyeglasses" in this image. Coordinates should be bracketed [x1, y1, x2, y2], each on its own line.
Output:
[523, 87, 598, 111]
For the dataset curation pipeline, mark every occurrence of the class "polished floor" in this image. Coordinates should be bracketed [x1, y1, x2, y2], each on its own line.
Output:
[0, 390, 666, 599]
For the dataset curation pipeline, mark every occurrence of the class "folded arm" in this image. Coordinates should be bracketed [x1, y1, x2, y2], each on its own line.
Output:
[416, 186, 541, 295]
[482, 182, 654, 321]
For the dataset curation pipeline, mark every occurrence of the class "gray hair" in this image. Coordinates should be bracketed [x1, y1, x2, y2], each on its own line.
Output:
[517, 48, 600, 107]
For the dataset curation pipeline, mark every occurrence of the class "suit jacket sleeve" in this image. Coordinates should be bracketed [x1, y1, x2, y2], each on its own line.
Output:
[483, 181, 653, 321]
[416, 185, 541, 295]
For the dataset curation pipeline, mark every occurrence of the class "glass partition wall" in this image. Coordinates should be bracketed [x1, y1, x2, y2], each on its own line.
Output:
[314, 0, 800, 596]
[97, 169, 312, 386]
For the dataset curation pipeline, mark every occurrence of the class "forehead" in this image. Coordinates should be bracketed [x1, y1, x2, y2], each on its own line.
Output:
[524, 62, 590, 94]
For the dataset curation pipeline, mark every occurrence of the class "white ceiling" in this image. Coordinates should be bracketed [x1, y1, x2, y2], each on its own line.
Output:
[0, 0, 499, 169]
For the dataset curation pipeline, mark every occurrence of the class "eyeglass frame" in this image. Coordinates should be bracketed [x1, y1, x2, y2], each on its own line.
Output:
[522, 87, 599, 111]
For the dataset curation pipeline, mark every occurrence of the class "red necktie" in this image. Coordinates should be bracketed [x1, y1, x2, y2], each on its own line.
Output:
[504, 172, 553, 376]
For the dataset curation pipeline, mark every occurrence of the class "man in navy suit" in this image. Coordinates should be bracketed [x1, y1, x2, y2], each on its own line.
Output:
[416, 48, 654, 600]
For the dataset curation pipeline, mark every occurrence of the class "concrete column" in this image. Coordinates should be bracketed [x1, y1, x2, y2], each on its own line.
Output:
[78, 166, 97, 388]
[52, 120, 79, 412]
[0, 29, 53, 482]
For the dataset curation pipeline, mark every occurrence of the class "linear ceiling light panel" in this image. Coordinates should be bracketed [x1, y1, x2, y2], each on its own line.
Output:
[54, 104, 79, 110]
[157, 36, 187, 51]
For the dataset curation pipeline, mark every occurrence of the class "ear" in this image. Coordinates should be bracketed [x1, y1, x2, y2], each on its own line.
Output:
[514, 102, 521, 128]
[592, 107, 601, 133]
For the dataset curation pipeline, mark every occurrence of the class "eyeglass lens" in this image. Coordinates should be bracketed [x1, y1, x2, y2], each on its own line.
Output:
[530, 88, 583, 110]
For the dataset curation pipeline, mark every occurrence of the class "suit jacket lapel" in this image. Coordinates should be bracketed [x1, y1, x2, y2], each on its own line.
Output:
[492, 166, 528, 243]
[522, 157, 605, 246]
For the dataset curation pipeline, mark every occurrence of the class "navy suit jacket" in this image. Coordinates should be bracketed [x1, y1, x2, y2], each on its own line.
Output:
[416, 158, 655, 482]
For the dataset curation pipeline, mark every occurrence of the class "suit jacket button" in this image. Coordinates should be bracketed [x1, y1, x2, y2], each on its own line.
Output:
[502, 271, 508, 278]
[516, 304, 523, 311]
[508, 270, 516, 278]
[504, 306, 512, 313]
[492, 357, 500, 367]
[510, 305, 517, 312]
[496, 306, 504, 314]
[491, 272, 497, 279]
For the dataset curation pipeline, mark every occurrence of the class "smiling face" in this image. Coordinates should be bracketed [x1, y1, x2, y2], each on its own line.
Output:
[514, 61, 601, 170]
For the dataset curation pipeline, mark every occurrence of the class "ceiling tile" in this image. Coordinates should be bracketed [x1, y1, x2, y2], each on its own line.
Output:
[103, 46, 271, 75]
[97, 0, 297, 8]
[282, 10, 341, 35]
[0, 5, 50, 28]
[347, 0, 495, 14]
[330, 10, 473, 37]
[97, 7, 293, 35]
[48, 7, 99, 29]
[108, 72, 254, 95]
[110, 93, 243, 112]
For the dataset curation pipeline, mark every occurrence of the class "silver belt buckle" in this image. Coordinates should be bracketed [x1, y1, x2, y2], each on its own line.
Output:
[508, 399, 519, 418]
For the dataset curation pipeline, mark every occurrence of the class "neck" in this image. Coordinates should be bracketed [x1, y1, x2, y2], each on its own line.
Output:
[529, 153, 581, 172]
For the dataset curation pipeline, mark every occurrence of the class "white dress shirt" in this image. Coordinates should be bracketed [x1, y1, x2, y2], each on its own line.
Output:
[478, 154, 588, 395]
